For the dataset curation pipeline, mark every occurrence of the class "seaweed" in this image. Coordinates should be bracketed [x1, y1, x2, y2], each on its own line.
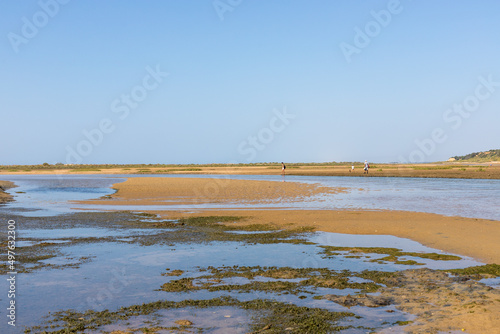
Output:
[26, 296, 354, 333]
[320, 246, 461, 265]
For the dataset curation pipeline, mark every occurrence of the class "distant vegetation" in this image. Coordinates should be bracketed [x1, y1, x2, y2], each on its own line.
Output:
[0, 162, 364, 171]
[451, 149, 500, 162]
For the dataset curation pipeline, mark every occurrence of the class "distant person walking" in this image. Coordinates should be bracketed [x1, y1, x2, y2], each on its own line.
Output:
[363, 160, 369, 174]
[350, 164, 354, 173]
[281, 162, 286, 175]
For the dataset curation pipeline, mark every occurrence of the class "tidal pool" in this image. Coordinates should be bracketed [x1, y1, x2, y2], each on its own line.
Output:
[0, 211, 485, 333]
[0, 175, 498, 333]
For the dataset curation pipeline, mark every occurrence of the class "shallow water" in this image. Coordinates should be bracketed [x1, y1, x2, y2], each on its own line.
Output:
[0, 223, 481, 332]
[1, 175, 124, 216]
[98, 307, 253, 333]
[0, 174, 497, 333]
[1, 174, 499, 220]
[20, 227, 159, 239]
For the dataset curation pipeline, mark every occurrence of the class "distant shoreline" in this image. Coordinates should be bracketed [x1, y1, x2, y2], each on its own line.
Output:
[1, 162, 499, 179]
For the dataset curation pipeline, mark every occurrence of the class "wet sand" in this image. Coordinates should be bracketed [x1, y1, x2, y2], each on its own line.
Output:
[84, 176, 500, 333]
[7, 175, 500, 333]
[82, 176, 345, 206]
[154, 209, 500, 264]
[327, 268, 500, 334]
[84, 177, 500, 264]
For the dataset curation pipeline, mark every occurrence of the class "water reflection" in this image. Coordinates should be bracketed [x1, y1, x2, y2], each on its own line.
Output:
[2, 174, 498, 220]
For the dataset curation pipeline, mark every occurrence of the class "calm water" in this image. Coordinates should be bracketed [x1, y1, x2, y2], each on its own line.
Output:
[0, 175, 124, 216]
[1, 174, 499, 220]
[0, 225, 481, 332]
[0, 174, 498, 333]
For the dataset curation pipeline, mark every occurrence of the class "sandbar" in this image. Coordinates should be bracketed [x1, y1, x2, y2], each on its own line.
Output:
[83, 177, 500, 264]
[82, 176, 344, 206]
[155, 209, 500, 264]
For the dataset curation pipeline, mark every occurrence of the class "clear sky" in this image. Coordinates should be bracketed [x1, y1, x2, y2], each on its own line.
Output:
[1, 0, 499, 165]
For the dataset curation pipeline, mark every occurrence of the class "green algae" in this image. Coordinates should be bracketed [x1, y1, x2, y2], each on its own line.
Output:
[26, 296, 354, 333]
[161, 265, 386, 295]
[414, 253, 462, 261]
[356, 270, 397, 284]
[0, 241, 59, 274]
[445, 264, 500, 278]
[164, 216, 315, 245]
[4, 209, 494, 333]
[0, 212, 316, 275]
[115, 214, 315, 246]
[160, 277, 197, 292]
[245, 299, 352, 333]
[320, 246, 461, 265]
[163, 269, 184, 276]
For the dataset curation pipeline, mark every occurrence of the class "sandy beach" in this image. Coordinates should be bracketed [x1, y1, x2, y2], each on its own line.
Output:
[147, 209, 499, 265]
[3, 175, 499, 333]
[84, 177, 500, 264]
[76, 176, 500, 332]
[6, 2, 500, 331]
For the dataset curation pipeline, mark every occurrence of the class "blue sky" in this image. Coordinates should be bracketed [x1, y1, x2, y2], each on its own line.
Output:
[1, 0, 499, 164]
